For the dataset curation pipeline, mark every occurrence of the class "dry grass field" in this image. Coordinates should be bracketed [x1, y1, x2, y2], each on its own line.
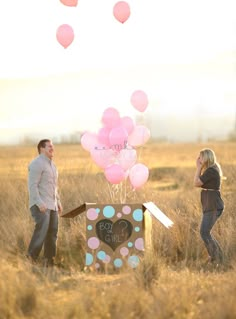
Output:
[0, 141, 236, 319]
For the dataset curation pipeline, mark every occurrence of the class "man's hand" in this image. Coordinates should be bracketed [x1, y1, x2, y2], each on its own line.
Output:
[58, 203, 63, 215]
[38, 205, 47, 213]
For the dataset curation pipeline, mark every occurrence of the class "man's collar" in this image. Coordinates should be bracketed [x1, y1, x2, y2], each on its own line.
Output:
[39, 153, 51, 162]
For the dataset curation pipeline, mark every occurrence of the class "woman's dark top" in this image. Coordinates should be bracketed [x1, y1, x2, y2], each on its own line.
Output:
[199, 165, 224, 213]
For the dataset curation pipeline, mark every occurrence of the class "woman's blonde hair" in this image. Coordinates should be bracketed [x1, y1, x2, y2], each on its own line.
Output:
[200, 148, 223, 177]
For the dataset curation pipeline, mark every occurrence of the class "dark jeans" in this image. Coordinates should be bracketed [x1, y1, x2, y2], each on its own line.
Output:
[200, 210, 223, 263]
[28, 205, 58, 261]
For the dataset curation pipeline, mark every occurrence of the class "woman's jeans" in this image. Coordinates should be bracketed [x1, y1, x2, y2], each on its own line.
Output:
[28, 205, 58, 261]
[200, 210, 223, 263]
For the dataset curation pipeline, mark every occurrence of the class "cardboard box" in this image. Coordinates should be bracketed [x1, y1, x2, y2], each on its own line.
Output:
[61, 202, 173, 270]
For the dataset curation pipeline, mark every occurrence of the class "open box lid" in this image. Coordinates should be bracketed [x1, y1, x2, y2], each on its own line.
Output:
[61, 203, 92, 218]
[143, 202, 174, 228]
[61, 201, 174, 228]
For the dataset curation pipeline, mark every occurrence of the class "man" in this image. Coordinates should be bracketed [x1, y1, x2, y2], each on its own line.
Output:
[27, 139, 62, 266]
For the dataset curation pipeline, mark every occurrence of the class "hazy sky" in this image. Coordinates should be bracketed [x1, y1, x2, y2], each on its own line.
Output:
[0, 0, 236, 143]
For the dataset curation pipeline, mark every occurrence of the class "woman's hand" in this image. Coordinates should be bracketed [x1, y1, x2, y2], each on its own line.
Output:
[194, 156, 204, 187]
[196, 156, 203, 169]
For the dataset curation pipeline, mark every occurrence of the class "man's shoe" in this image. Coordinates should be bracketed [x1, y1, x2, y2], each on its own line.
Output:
[26, 254, 37, 265]
[43, 258, 55, 268]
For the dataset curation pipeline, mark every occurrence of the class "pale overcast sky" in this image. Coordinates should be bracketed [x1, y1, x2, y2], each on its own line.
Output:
[0, 0, 236, 143]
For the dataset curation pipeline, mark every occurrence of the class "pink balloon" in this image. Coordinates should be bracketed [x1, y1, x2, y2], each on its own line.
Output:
[129, 163, 149, 189]
[105, 164, 126, 184]
[90, 147, 116, 169]
[97, 127, 111, 147]
[120, 116, 134, 134]
[56, 24, 74, 48]
[101, 107, 120, 129]
[130, 90, 149, 112]
[81, 132, 98, 151]
[127, 125, 150, 146]
[109, 127, 128, 151]
[113, 1, 131, 24]
[117, 148, 137, 170]
[60, 0, 78, 6]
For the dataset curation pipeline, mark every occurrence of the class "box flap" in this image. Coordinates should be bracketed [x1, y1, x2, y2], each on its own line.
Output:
[61, 203, 87, 218]
[143, 202, 174, 228]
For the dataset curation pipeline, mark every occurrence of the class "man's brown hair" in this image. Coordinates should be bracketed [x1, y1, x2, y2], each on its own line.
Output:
[37, 139, 51, 154]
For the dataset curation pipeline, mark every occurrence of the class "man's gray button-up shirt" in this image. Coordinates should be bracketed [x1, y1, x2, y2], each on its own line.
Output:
[28, 154, 61, 210]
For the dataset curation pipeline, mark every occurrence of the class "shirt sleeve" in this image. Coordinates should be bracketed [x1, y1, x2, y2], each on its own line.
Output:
[28, 160, 45, 208]
[53, 164, 61, 208]
[56, 187, 61, 207]
[199, 167, 214, 185]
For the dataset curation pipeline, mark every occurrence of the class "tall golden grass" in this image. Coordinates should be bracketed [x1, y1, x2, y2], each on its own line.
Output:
[0, 142, 235, 319]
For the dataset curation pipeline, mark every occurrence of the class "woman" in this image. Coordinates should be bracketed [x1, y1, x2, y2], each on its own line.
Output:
[194, 148, 224, 265]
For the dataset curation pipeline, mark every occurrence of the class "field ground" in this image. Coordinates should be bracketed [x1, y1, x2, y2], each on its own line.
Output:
[0, 141, 236, 319]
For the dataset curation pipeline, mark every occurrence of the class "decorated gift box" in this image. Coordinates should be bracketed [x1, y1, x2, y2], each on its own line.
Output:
[61, 201, 173, 270]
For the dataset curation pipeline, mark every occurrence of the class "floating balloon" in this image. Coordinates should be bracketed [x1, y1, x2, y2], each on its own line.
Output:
[81, 132, 98, 151]
[56, 24, 74, 48]
[130, 90, 149, 112]
[117, 148, 137, 170]
[90, 147, 116, 169]
[105, 164, 126, 184]
[109, 127, 128, 151]
[113, 1, 131, 24]
[60, 0, 78, 6]
[101, 107, 120, 129]
[128, 125, 150, 146]
[120, 116, 134, 134]
[97, 127, 111, 147]
[129, 163, 149, 189]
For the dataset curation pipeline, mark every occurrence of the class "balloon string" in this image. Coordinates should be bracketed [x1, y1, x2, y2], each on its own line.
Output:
[123, 179, 127, 204]
[107, 178, 142, 204]
[107, 183, 113, 202]
[106, 182, 128, 204]
[119, 181, 126, 204]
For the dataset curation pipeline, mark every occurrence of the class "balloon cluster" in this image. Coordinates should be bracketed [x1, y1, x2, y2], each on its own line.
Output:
[56, 1, 131, 48]
[81, 90, 150, 189]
